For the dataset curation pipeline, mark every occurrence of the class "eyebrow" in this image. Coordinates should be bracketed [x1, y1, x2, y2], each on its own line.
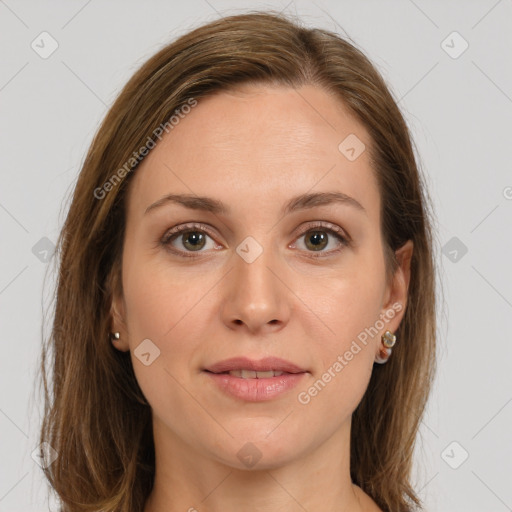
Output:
[144, 191, 366, 216]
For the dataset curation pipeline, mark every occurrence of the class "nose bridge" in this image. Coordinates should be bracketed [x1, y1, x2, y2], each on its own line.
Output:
[235, 236, 280, 308]
[222, 234, 290, 332]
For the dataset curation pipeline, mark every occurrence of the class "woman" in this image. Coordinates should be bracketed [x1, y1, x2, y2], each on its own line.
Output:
[39, 10, 437, 512]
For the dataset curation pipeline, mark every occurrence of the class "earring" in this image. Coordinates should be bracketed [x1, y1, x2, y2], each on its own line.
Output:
[375, 330, 396, 364]
[110, 332, 120, 341]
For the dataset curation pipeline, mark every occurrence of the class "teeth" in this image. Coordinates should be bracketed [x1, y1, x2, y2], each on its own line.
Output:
[228, 370, 285, 378]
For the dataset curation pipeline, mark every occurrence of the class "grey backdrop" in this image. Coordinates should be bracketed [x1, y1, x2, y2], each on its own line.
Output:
[1, 1, 511, 511]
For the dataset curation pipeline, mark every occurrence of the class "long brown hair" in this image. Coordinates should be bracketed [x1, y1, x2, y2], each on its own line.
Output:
[39, 10, 437, 511]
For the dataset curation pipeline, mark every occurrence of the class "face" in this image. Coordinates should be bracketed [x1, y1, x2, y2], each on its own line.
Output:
[111, 84, 411, 469]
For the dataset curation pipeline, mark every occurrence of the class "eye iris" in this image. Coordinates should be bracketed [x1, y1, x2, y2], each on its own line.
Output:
[182, 231, 206, 251]
[305, 230, 328, 251]
[172, 228, 336, 253]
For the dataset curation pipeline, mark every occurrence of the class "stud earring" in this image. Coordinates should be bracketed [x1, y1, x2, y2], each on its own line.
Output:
[375, 330, 396, 364]
[110, 332, 120, 341]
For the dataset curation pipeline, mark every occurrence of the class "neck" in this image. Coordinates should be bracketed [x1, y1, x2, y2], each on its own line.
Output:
[143, 415, 373, 512]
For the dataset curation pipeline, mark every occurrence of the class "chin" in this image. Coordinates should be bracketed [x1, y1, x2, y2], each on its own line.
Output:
[216, 442, 305, 472]
[208, 419, 314, 470]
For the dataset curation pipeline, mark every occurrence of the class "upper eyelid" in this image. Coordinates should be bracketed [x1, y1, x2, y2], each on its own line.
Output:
[162, 221, 349, 246]
[298, 221, 350, 240]
[162, 222, 217, 243]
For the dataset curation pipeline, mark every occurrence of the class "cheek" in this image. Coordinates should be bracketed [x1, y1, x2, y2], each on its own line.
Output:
[122, 252, 207, 341]
[297, 256, 386, 406]
[295, 288, 380, 422]
[301, 256, 386, 349]
[121, 258, 209, 424]
[121, 254, 217, 387]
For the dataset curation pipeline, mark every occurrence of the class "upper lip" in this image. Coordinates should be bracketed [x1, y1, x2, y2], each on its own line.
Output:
[204, 357, 307, 374]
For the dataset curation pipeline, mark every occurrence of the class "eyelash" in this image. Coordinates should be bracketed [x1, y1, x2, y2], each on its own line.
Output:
[160, 221, 350, 259]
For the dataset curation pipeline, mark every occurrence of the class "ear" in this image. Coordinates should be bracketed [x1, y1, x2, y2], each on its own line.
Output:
[108, 265, 130, 352]
[380, 239, 414, 335]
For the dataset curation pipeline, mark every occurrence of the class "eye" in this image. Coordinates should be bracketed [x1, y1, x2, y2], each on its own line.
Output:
[160, 223, 220, 257]
[291, 221, 349, 257]
[160, 221, 350, 259]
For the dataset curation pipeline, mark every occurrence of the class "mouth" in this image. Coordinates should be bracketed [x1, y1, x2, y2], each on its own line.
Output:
[203, 357, 308, 401]
[204, 356, 307, 375]
[207, 369, 289, 378]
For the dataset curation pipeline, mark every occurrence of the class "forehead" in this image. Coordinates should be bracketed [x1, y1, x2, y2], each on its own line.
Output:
[126, 84, 380, 221]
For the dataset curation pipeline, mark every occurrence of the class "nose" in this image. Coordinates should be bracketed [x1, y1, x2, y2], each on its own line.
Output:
[220, 244, 291, 335]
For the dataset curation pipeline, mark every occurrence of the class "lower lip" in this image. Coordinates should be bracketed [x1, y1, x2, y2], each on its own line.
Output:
[204, 371, 307, 401]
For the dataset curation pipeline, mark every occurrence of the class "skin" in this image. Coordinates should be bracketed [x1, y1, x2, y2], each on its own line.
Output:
[111, 83, 413, 512]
